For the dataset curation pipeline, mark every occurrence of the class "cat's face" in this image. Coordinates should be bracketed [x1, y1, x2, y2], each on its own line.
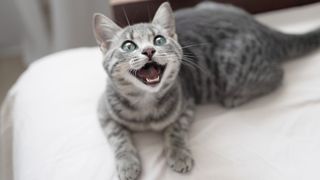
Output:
[93, 2, 182, 93]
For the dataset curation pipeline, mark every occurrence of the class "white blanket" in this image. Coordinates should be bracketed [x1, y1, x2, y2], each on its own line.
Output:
[1, 3, 320, 180]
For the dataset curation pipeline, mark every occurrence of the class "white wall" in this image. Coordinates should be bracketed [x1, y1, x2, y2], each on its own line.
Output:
[0, 0, 23, 56]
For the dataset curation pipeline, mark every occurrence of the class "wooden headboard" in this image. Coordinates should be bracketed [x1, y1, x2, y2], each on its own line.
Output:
[113, 0, 319, 27]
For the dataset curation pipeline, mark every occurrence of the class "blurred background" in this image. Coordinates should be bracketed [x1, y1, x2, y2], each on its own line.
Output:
[0, 0, 319, 103]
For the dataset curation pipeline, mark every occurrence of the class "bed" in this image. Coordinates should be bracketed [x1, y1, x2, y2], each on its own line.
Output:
[1, 2, 320, 180]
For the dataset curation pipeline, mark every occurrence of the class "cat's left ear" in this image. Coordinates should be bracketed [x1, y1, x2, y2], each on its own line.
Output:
[152, 2, 177, 39]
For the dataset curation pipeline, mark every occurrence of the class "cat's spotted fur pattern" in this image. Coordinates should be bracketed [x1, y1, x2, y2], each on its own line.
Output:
[93, 2, 320, 180]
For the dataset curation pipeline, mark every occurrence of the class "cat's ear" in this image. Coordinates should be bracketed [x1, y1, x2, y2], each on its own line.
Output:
[93, 13, 121, 53]
[152, 2, 176, 38]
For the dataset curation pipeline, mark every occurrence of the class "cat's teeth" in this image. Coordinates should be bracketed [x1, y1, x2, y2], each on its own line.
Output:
[146, 76, 160, 83]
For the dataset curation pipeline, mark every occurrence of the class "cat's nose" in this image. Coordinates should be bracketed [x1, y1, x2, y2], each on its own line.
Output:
[142, 47, 156, 59]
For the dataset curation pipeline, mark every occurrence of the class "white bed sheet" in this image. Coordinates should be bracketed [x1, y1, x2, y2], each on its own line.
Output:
[2, 3, 320, 180]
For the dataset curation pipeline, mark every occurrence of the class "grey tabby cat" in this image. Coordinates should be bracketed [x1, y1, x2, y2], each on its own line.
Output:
[93, 2, 320, 180]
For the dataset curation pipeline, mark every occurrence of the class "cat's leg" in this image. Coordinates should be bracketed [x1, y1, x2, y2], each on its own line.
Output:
[163, 100, 195, 173]
[221, 64, 284, 108]
[98, 95, 141, 180]
[100, 119, 141, 180]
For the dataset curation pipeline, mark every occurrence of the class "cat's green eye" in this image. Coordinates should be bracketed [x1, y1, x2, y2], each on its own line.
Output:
[154, 35, 166, 46]
[121, 41, 137, 52]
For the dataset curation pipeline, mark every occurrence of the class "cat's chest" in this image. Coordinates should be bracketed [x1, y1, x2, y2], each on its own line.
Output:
[134, 93, 156, 105]
[109, 93, 164, 119]
[107, 92, 181, 131]
[131, 94, 161, 114]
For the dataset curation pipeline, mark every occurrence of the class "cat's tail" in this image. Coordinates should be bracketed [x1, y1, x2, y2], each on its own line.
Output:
[270, 27, 320, 61]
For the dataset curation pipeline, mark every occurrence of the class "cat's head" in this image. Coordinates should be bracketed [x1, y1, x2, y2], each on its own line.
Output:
[93, 2, 182, 93]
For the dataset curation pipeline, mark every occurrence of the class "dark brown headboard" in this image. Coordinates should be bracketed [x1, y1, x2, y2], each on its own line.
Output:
[113, 0, 319, 27]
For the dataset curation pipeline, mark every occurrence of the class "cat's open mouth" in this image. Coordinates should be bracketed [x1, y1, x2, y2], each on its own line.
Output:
[130, 62, 166, 86]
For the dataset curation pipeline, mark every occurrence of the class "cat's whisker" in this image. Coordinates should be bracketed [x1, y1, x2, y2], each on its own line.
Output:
[182, 61, 211, 77]
[181, 61, 196, 70]
[156, 53, 178, 57]
[147, 4, 151, 22]
[131, 59, 147, 67]
[183, 54, 197, 59]
[154, 53, 211, 77]
[180, 42, 212, 49]
[122, 7, 131, 27]
[181, 59, 211, 77]
[157, 53, 197, 60]
[178, 39, 206, 45]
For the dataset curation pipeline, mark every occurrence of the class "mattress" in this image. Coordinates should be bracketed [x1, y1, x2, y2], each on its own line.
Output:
[1, 2, 320, 180]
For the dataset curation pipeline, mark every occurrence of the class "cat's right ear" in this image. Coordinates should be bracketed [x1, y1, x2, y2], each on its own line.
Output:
[152, 2, 176, 38]
[93, 13, 121, 53]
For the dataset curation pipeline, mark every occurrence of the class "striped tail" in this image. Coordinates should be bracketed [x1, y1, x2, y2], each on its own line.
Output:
[270, 27, 320, 61]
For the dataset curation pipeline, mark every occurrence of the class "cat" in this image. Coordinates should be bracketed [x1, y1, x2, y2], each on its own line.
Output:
[93, 2, 320, 180]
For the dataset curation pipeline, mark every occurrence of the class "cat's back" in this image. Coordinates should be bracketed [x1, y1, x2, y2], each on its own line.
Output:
[175, 2, 256, 39]
[175, 1, 248, 21]
[175, 2, 265, 104]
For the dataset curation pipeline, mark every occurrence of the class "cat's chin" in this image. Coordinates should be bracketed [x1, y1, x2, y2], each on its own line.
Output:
[127, 77, 164, 93]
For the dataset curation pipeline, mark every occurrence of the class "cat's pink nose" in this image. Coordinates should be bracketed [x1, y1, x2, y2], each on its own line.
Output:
[142, 47, 156, 59]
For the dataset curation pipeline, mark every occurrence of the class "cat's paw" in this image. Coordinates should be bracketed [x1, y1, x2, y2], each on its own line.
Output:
[166, 148, 194, 173]
[116, 154, 141, 180]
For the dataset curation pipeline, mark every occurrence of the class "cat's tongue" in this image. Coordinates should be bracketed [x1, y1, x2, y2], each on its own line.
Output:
[137, 65, 160, 80]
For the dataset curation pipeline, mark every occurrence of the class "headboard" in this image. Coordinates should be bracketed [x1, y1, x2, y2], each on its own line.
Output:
[113, 0, 319, 27]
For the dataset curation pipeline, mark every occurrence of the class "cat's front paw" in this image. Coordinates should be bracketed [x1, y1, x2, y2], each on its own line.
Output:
[116, 154, 141, 180]
[166, 148, 194, 173]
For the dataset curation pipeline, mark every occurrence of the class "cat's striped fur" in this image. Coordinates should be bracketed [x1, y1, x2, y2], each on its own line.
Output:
[93, 2, 320, 180]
